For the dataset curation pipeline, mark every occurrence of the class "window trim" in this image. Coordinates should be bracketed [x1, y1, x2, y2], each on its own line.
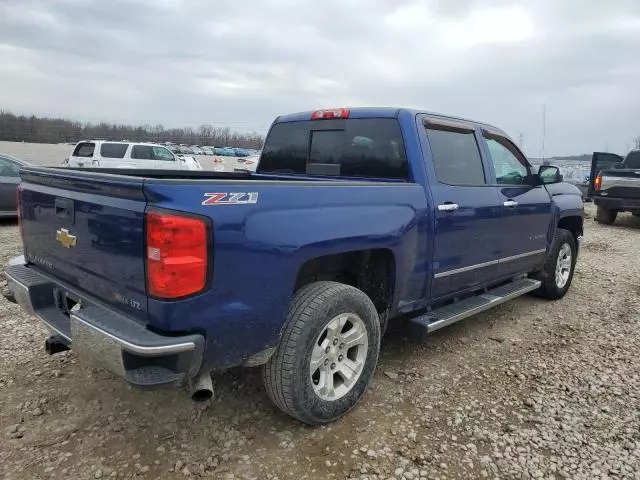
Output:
[424, 124, 488, 187]
[482, 132, 532, 186]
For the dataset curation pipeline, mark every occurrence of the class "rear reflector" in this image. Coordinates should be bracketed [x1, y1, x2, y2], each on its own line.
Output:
[145, 211, 209, 299]
[311, 108, 350, 120]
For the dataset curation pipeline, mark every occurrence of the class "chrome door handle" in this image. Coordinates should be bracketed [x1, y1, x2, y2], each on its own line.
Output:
[437, 203, 459, 212]
[503, 200, 518, 207]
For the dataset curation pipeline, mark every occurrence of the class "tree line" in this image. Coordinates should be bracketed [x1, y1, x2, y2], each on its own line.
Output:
[0, 111, 264, 149]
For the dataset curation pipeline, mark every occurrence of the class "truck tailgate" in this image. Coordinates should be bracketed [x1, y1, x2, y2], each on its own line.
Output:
[19, 167, 148, 321]
[600, 170, 640, 199]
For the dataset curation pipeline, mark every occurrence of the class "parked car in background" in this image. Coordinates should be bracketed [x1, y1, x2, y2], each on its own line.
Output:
[233, 148, 250, 157]
[190, 146, 204, 155]
[201, 146, 214, 155]
[234, 154, 259, 172]
[64, 141, 202, 170]
[221, 147, 236, 156]
[591, 150, 640, 224]
[0, 154, 29, 217]
[4, 107, 583, 425]
[178, 145, 194, 154]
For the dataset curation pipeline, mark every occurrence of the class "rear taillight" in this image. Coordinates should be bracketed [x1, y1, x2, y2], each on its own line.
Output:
[16, 185, 23, 241]
[594, 173, 602, 192]
[145, 211, 209, 299]
[311, 108, 350, 120]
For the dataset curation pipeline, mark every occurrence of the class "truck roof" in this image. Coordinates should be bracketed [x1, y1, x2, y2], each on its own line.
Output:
[274, 107, 507, 136]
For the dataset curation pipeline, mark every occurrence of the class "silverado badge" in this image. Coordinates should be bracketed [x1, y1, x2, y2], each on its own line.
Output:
[56, 228, 77, 248]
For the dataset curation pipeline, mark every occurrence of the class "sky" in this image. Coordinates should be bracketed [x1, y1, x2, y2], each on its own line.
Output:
[0, 0, 639, 157]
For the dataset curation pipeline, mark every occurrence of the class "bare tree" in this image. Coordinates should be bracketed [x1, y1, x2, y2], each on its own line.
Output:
[0, 111, 264, 148]
[634, 136, 640, 150]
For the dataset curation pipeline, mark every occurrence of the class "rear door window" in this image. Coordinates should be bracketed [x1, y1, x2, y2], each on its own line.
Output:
[258, 118, 409, 179]
[425, 127, 486, 185]
[100, 143, 129, 159]
[131, 145, 153, 160]
[73, 142, 95, 158]
[624, 151, 640, 169]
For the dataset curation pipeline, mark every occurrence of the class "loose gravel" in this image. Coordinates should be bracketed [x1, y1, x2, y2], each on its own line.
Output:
[1, 204, 639, 479]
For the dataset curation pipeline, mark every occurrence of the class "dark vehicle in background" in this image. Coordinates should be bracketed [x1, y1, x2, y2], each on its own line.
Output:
[590, 150, 640, 224]
[0, 154, 28, 217]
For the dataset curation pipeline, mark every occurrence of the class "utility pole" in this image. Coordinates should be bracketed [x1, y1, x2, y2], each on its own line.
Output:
[541, 104, 546, 162]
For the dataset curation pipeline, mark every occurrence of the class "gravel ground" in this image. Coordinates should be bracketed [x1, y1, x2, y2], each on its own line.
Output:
[1, 203, 639, 480]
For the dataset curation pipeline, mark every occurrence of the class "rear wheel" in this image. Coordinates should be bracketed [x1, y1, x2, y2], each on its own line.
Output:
[533, 228, 576, 300]
[595, 206, 617, 225]
[262, 281, 381, 425]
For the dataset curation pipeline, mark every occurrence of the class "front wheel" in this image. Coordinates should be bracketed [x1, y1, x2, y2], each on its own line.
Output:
[533, 228, 577, 300]
[262, 281, 381, 425]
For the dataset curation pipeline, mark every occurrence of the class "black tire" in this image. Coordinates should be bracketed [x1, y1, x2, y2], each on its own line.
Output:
[262, 281, 381, 425]
[595, 206, 617, 225]
[532, 228, 577, 300]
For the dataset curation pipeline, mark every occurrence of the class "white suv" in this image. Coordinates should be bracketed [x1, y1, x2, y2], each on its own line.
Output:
[64, 141, 203, 170]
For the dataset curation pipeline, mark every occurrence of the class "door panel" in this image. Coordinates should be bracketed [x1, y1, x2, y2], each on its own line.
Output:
[0, 177, 19, 212]
[481, 134, 552, 276]
[430, 184, 504, 298]
[421, 118, 505, 300]
[495, 185, 551, 275]
[0, 158, 20, 212]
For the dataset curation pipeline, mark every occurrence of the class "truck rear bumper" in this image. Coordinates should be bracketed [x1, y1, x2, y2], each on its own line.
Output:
[593, 196, 640, 212]
[4, 261, 204, 388]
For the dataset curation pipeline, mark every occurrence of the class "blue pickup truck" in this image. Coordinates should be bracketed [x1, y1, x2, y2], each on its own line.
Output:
[4, 108, 583, 425]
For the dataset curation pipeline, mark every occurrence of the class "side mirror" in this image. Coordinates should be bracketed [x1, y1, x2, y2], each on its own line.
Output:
[538, 165, 562, 184]
[612, 162, 624, 169]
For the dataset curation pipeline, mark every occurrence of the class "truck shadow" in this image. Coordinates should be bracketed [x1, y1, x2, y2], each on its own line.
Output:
[601, 212, 640, 230]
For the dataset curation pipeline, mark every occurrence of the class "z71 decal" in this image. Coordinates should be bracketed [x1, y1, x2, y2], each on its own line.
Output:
[202, 192, 259, 206]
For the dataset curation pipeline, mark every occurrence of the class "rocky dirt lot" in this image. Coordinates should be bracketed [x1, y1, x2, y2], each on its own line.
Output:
[1, 203, 639, 480]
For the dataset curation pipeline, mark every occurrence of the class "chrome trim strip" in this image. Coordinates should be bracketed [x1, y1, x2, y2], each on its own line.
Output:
[501, 249, 547, 262]
[70, 313, 196, 356]
[434, 259, 499, 279]
[601, 176, 640, 191]
[434, 249, 547, 279]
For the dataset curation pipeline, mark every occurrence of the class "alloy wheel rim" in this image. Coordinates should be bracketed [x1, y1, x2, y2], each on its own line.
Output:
[555, 243, 572, 289]
[310, 313, 368, 401]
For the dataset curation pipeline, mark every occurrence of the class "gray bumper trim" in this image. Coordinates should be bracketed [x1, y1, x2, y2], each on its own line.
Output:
[4, 261, 204, 387]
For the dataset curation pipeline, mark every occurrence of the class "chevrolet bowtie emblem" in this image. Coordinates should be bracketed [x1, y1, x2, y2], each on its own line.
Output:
[56, 228, 77, 248]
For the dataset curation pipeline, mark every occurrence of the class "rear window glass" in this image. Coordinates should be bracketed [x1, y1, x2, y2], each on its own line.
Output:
[100, 143, 128, 159]
[258, 119, 409, 179]
[624, 151, 640, 169]
[73, 142, 95, 158]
